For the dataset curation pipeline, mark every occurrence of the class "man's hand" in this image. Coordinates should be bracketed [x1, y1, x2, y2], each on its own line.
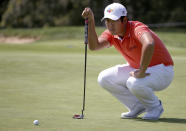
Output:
[130, 69, 150, 78]
[82, 8, 94, 21]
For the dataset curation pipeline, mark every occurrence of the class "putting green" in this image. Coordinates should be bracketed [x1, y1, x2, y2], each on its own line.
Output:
[0, 28, 186, 131]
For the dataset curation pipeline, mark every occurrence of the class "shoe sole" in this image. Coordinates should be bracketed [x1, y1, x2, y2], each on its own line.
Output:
[121, 108, 146, 119]
[142, 108, 164, 120]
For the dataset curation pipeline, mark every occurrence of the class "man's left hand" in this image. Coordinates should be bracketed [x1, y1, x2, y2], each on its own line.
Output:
[130, 69, 150, 78]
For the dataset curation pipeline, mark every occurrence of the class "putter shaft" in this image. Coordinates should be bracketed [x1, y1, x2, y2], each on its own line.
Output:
[81, 18, 88, 117]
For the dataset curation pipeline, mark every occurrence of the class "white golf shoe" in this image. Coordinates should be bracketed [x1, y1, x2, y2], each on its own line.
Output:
[142, 101, 164, 120]
[121, 104, 146, 119]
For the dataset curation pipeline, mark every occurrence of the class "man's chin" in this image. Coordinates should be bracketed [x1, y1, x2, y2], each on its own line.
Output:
[109, 31, 116, 35]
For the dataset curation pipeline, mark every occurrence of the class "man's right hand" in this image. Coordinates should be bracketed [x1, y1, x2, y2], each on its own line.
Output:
[81, 8, 94, 22]
[81, 7, 110, 51]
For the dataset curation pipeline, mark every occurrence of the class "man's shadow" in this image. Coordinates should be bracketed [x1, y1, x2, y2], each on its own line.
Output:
[159, 118, 186, 124]
[134, 117, 186, 124]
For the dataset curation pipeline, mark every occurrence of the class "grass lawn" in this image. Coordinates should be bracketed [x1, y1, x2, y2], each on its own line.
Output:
[0, 27, 186, 131]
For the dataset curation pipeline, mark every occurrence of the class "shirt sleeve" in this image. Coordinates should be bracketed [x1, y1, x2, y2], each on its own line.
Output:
[99, 30, 113, 46]
[133, 23, 150, 41]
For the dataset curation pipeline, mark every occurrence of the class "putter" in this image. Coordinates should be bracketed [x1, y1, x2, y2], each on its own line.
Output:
[73, 18, 88, 119]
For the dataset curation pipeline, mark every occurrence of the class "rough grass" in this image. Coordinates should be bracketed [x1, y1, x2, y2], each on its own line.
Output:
[0, 26, 186, 48]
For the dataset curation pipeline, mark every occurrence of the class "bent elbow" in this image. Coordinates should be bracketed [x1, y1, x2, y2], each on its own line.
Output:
[149, 41, 155, 49]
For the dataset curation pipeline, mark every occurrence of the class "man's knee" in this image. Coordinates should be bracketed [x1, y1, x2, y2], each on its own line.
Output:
[126, 77, 142, 93]
[97, 71, 111, 88]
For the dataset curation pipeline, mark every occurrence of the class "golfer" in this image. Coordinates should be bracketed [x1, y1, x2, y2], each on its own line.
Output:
[82, 3, 174, 120]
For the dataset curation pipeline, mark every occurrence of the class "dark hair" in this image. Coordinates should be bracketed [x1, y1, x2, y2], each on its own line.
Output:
[120, 16, 128, 22]
[120, 16, 125, 22]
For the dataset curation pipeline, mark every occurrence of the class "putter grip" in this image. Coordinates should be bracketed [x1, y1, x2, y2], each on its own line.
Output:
[84, 18, 88, 44]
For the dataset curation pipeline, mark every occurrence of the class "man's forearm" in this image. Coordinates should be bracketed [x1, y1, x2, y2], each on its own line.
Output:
[140, 43, 154, 72]
[87, 19, 99, 50]
[82, 7, 109, 51]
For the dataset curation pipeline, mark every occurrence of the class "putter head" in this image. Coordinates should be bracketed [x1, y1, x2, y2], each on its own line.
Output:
[73, 114, 84, 119]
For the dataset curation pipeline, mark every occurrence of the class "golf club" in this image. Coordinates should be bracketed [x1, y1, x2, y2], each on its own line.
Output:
[73, 18, 88, 119]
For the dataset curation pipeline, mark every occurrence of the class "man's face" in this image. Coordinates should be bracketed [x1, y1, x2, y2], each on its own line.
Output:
[105, 18, 125, 35]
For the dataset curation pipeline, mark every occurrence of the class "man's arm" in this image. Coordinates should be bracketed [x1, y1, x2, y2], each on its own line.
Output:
[82, 8, 110, 51]
[130, 32, 154, 78]
[139, 32, 154, 73]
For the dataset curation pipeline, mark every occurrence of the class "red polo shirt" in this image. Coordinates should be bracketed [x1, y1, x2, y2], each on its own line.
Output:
[100, 21, 174, 69]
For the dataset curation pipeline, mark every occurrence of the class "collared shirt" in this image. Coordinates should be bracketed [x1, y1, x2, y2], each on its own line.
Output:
[100, 21, 174, 69]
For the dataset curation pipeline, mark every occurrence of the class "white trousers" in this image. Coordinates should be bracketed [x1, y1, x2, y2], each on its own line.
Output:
[97, 64, 174, 111]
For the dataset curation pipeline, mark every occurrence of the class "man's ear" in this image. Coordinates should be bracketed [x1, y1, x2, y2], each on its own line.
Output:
[124, 17, 128, 23]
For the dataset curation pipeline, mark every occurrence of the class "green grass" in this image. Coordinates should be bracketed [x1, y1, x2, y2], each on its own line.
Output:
[1, 26, 186, 48]
[0, 26, 105, 41]
[0, 27, 186, 131]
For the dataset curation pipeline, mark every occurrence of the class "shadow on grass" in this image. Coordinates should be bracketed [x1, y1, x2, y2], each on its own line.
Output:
[159, 118, 186, 124]
[133, 117, 186, 124]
